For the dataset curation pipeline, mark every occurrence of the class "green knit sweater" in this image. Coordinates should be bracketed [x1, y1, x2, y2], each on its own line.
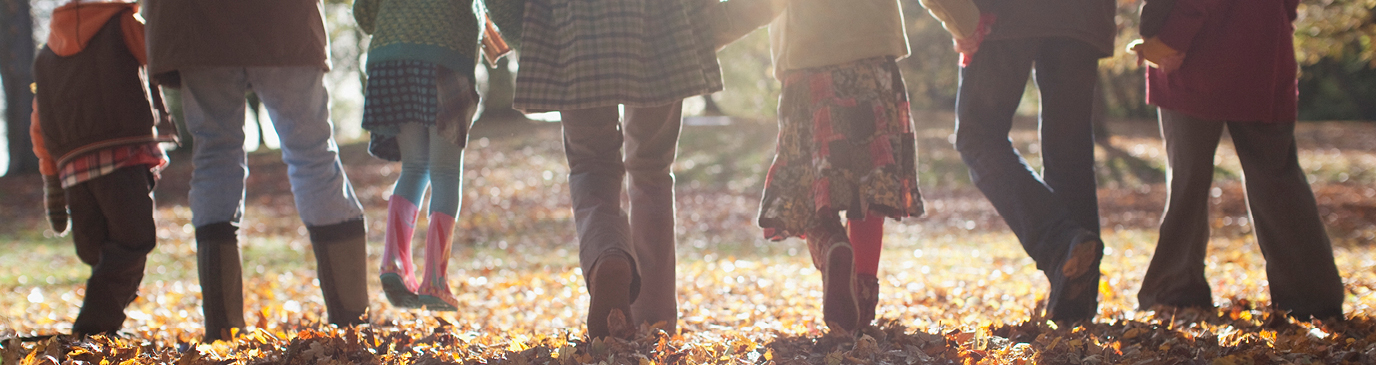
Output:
[353, 0, 524, 79]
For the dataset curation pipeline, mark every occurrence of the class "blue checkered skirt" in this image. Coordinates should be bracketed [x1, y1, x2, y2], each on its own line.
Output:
[362, 60, 478, 161]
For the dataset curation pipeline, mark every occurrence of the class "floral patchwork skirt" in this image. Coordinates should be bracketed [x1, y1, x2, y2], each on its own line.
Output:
[757, 57, 925, 240]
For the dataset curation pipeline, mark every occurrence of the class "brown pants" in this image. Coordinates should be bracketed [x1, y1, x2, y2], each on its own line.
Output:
[560, 101, 683, 331]
[1137, 108, 1344, 318]
[68, 166, 157, 335]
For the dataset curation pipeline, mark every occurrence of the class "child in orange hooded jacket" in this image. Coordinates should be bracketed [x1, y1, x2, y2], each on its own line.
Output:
[30, 0, 178, 336]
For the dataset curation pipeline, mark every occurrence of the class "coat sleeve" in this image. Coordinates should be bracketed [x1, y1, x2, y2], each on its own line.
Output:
[30, 98, 58, 177]
[31, 96, 69, 234]
[1137, 0, 1176, 38]
[1154, 0, 1225, 52]
[353, 0, 379, 35]
[706, 0, 786, 50]
[918, 0, 981, 39]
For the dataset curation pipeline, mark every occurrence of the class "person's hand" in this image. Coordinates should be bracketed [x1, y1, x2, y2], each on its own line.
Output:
[1126, 39, 1147, 65]
[1153, 51, 1184, 74]
[956, 13, 997, 67]
[1128, 37, 1184, 73]
[43, 174, 68, 235]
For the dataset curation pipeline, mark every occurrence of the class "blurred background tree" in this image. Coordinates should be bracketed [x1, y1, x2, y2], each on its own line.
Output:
[1, 0, 36, 175]
[1294, 0, 1376, 120]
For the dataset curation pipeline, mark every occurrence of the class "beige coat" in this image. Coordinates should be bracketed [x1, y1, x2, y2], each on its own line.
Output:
[712, 0, 909, 79]
[919, 0, 981, 40]
[144, 0, 330, 84]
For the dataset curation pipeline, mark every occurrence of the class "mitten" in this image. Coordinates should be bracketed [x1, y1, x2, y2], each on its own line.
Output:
[43, 174, 69, 235]
[480, 17, 511, 65]
[956, 13, 997, 67]
[919, 0, 981, 40]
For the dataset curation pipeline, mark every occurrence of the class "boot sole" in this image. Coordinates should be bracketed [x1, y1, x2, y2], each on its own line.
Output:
[1048, 232, 1101, 323]
[419, 294, 458, 311]
[823, 243, 859, 332]
[380, 273, 421, 308]
[1061, 236, 1098, 279]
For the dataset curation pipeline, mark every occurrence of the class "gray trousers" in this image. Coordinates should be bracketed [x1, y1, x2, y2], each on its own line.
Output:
[560, 101, 683, 331]
[1137, 108, 1344, 318]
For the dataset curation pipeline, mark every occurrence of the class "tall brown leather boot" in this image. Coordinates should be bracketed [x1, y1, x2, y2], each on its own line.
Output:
[197, 222, 244, 342]
[308, 219, 370, 327]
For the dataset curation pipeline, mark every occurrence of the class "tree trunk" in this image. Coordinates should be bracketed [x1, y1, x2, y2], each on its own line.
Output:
[1, 0, 37, 175]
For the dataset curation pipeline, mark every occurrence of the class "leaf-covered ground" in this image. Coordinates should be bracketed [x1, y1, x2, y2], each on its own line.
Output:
[2, 114, 1375, 364]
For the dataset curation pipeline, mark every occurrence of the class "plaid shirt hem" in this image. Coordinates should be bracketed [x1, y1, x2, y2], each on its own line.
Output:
[59, 143, 169, 188]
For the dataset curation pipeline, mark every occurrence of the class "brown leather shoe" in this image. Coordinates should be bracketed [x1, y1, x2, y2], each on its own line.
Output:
[587, 252, 635, 339]
[1046, 230, 1102, 324]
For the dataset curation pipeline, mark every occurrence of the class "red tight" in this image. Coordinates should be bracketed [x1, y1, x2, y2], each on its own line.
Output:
[848, 211, 884, 276]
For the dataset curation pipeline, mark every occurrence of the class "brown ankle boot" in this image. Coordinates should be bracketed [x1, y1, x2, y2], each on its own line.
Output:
[807, 221, 858, 333]
[821, 241, 858, 332]
[855, 274, 879, 328]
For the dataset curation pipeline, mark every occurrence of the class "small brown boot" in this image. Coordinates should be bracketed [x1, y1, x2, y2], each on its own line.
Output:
[807, 221, 858, 333]
[821, 241, 858, 333]
[855, 274, 880, 328]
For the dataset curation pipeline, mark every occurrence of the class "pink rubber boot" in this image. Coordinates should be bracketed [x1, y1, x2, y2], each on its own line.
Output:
[380, 197, 421, 307]
[417, 211, 458, 311]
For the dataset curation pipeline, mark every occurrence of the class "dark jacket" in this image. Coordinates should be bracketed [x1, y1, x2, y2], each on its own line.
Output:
[1139, 0, 1177, 37]
[144, 0, 329, 86]
[1146, 0, 1299, 122]
[32, 1, 175, 170]
[973, 0, 1116, 57]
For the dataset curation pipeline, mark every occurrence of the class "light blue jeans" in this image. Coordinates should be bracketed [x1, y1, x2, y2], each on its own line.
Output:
[392, 123, 465, 216]
[180, 66, 364, 228]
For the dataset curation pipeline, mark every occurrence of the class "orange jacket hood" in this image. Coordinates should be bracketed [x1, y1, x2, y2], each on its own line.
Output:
[47, 1, 146, 64]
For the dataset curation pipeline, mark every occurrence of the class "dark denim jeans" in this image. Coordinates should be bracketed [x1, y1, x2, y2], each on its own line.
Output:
[954, 37, 1102, 269]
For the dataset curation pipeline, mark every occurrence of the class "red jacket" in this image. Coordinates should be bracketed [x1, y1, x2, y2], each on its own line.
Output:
[1146, 0, 1300, 122]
